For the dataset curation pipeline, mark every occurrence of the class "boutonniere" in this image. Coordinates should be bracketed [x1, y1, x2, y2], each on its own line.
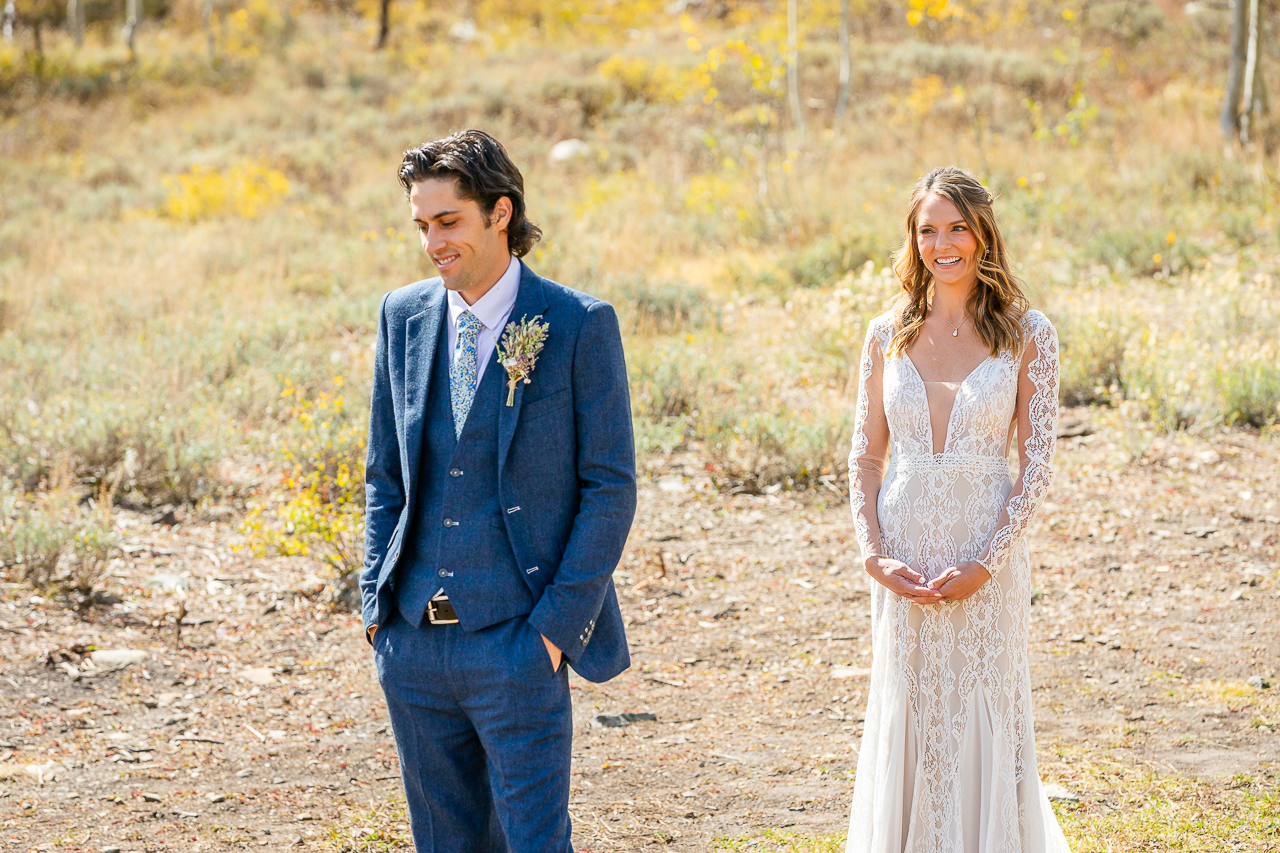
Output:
[495, 314, 549, 406]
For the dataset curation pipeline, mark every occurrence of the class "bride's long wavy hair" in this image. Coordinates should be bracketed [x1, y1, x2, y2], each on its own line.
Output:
[886, 167, 1028, 358]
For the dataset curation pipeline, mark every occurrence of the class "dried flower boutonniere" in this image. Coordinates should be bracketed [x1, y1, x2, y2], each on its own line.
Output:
[495, 314, 549, 406]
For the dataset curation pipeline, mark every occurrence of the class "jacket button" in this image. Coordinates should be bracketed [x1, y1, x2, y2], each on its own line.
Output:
[438, 568, 448, 578]
[450, 468, 463, 477]
[443, 518, 455, 528]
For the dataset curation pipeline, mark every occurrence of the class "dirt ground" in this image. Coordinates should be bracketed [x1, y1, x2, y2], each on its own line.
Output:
[1, 406, 1277, 852]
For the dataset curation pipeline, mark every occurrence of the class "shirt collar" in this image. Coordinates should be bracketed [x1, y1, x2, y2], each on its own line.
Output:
[446, 255, 520, 332]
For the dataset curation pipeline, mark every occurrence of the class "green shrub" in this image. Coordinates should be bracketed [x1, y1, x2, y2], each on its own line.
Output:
[1217, 360, 1280, 428]
[783, 229, 891, 290]
[0, 480, 118, 592]
[611, 276, 716, 336]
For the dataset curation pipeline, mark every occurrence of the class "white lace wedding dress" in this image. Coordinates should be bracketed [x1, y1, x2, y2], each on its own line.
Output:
[845, 310, 1071, 853]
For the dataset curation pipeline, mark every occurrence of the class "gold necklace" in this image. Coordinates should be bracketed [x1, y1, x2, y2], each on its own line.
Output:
[940, 314, 968, 337]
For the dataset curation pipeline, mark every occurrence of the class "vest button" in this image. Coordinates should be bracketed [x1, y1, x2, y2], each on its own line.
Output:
[443, 518, 456, 528]
[437, 568, 448, 578]
[450, 468, 463, 477]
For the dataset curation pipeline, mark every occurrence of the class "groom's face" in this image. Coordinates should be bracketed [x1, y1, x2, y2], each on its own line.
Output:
[410, 177, 512, 303]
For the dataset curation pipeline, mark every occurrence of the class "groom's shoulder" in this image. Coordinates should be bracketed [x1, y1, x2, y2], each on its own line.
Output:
[533, 272, 616, 321]
[535, 272, 604, 312]
[381, 277, 443, 319]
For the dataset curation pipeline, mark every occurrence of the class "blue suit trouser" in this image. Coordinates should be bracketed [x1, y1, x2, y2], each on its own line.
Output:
[374, 611, 574, 853]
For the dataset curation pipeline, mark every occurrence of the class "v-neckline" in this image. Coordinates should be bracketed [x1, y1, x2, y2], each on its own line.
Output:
[900, 352, 995, 455]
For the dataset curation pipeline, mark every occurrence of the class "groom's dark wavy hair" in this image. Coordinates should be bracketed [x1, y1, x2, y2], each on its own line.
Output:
[398, 130, 543, 258]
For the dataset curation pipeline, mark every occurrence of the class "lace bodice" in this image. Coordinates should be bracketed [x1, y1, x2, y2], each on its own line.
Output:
[848, 309, 1059, 578]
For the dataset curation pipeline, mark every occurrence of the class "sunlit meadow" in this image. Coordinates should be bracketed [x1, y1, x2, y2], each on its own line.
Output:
[0, 0, 1278, 845]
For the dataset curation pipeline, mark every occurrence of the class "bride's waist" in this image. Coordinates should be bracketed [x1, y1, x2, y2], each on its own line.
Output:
[888, 453, 1012, 476]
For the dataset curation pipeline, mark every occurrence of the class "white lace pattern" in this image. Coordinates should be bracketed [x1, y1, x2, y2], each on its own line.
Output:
[845, 310, 1071, 853]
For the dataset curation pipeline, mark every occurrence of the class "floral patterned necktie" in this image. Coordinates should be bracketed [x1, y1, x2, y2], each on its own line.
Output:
[450, 310, 484, 438]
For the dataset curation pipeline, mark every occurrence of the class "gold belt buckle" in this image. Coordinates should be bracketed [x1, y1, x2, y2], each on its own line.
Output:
[426, 592, 459, 625]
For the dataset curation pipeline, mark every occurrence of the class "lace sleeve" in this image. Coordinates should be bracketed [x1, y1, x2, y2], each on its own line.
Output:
[848, 319, 891, 566]
[977, 313, 1059, 578]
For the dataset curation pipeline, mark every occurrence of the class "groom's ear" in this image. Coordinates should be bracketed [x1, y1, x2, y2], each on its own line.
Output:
[489, 196, 513, 233]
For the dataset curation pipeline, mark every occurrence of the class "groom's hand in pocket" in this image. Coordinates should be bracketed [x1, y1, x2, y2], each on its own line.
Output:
[865, 557, 943, 605]
[541, 634, 562, 673]
[929, 561, 991, 602]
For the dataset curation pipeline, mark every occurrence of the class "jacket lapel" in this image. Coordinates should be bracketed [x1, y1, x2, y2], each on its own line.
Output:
[402, 286, 446, 499]
[497, 262, 550, 472]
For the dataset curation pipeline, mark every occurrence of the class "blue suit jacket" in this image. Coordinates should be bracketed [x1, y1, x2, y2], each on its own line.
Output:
[361, 262, 637, 683]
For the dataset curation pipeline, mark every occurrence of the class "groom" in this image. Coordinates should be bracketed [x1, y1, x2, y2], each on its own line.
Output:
[361, 129, 636, 851]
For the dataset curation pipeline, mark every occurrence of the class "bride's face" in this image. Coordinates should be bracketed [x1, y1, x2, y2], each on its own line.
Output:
[915, 194, 980, 291]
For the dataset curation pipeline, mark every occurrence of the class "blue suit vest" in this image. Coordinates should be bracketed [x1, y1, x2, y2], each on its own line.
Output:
[393, 315, 535, 629]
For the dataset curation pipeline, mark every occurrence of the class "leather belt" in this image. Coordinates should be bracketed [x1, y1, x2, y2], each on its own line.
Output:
[426, 592, 459, 625]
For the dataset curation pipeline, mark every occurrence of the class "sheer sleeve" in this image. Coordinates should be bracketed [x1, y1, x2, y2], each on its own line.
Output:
[848, 318, 891, 566]
[977, 313, 1059, 577]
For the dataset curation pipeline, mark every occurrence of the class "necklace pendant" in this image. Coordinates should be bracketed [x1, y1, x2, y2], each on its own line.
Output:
[952, 329, 959, 337]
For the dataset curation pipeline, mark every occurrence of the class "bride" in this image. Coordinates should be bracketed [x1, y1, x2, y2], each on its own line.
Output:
[845, 167, 1071, 852]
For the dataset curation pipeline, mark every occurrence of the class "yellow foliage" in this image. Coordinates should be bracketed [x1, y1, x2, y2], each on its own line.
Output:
[160, 161, 290, 222]
[241, 379, 366, 576]
[907, 0, 964, 27]
[597, 55, 681, 105]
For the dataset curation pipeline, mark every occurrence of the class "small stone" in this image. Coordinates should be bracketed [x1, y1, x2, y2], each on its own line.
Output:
[1247, 675, 1271, 690]
[101, 848, 122, 853]
[139, 791, 162, 802]
[239, 667, 276, 686]
[143, 574, 189, 592]
[1230, 589, 1247, 601]
[150, 506, 179, 526]
[90, 649, 148, 667]
[155, 692, 182, 708]
[620, 712, 658, 723]
[22, 760, 64, 783]
[236, 769, 254, 778]
[591, 714, 629, 728]
[1069, 635, 1085, 643]
[831, 666, 872, 679]
[206, 792, 226, 803]
[295, 812, 315, 821]
[1042, 783, 1079, 803]
[548, 139, 591, 163]
[1106, 563, 1122, 572]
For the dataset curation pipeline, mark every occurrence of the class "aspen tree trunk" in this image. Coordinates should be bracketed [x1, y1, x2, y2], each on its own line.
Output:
[1239, 0, 1268, 145]
[786, 0, 803, 134]
[122, 0, 138, 60]
[835, 0, 850, 124]
[67, 0, 84, 46]
[2, 0, 15, 42]
[204, 0, 215, 59]
[375, 0, 390, 49]
[1221, 0, 1248, 141]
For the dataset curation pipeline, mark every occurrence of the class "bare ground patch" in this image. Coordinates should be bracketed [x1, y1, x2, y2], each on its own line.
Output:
[1, 408, 1277, 851]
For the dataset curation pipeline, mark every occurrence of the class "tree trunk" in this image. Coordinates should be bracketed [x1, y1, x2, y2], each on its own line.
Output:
[835, 0, 850, 124]
[2, 0, 15, 42]
[374, 0, 390, 49]
[203, 0, 215, 60]
[1239, 0, 1268, 145]
[786, 0, 803, 134]
[1221, 0, 1248, 141]
[122, 0, 139, 61]
[67, 0, 84, 46]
